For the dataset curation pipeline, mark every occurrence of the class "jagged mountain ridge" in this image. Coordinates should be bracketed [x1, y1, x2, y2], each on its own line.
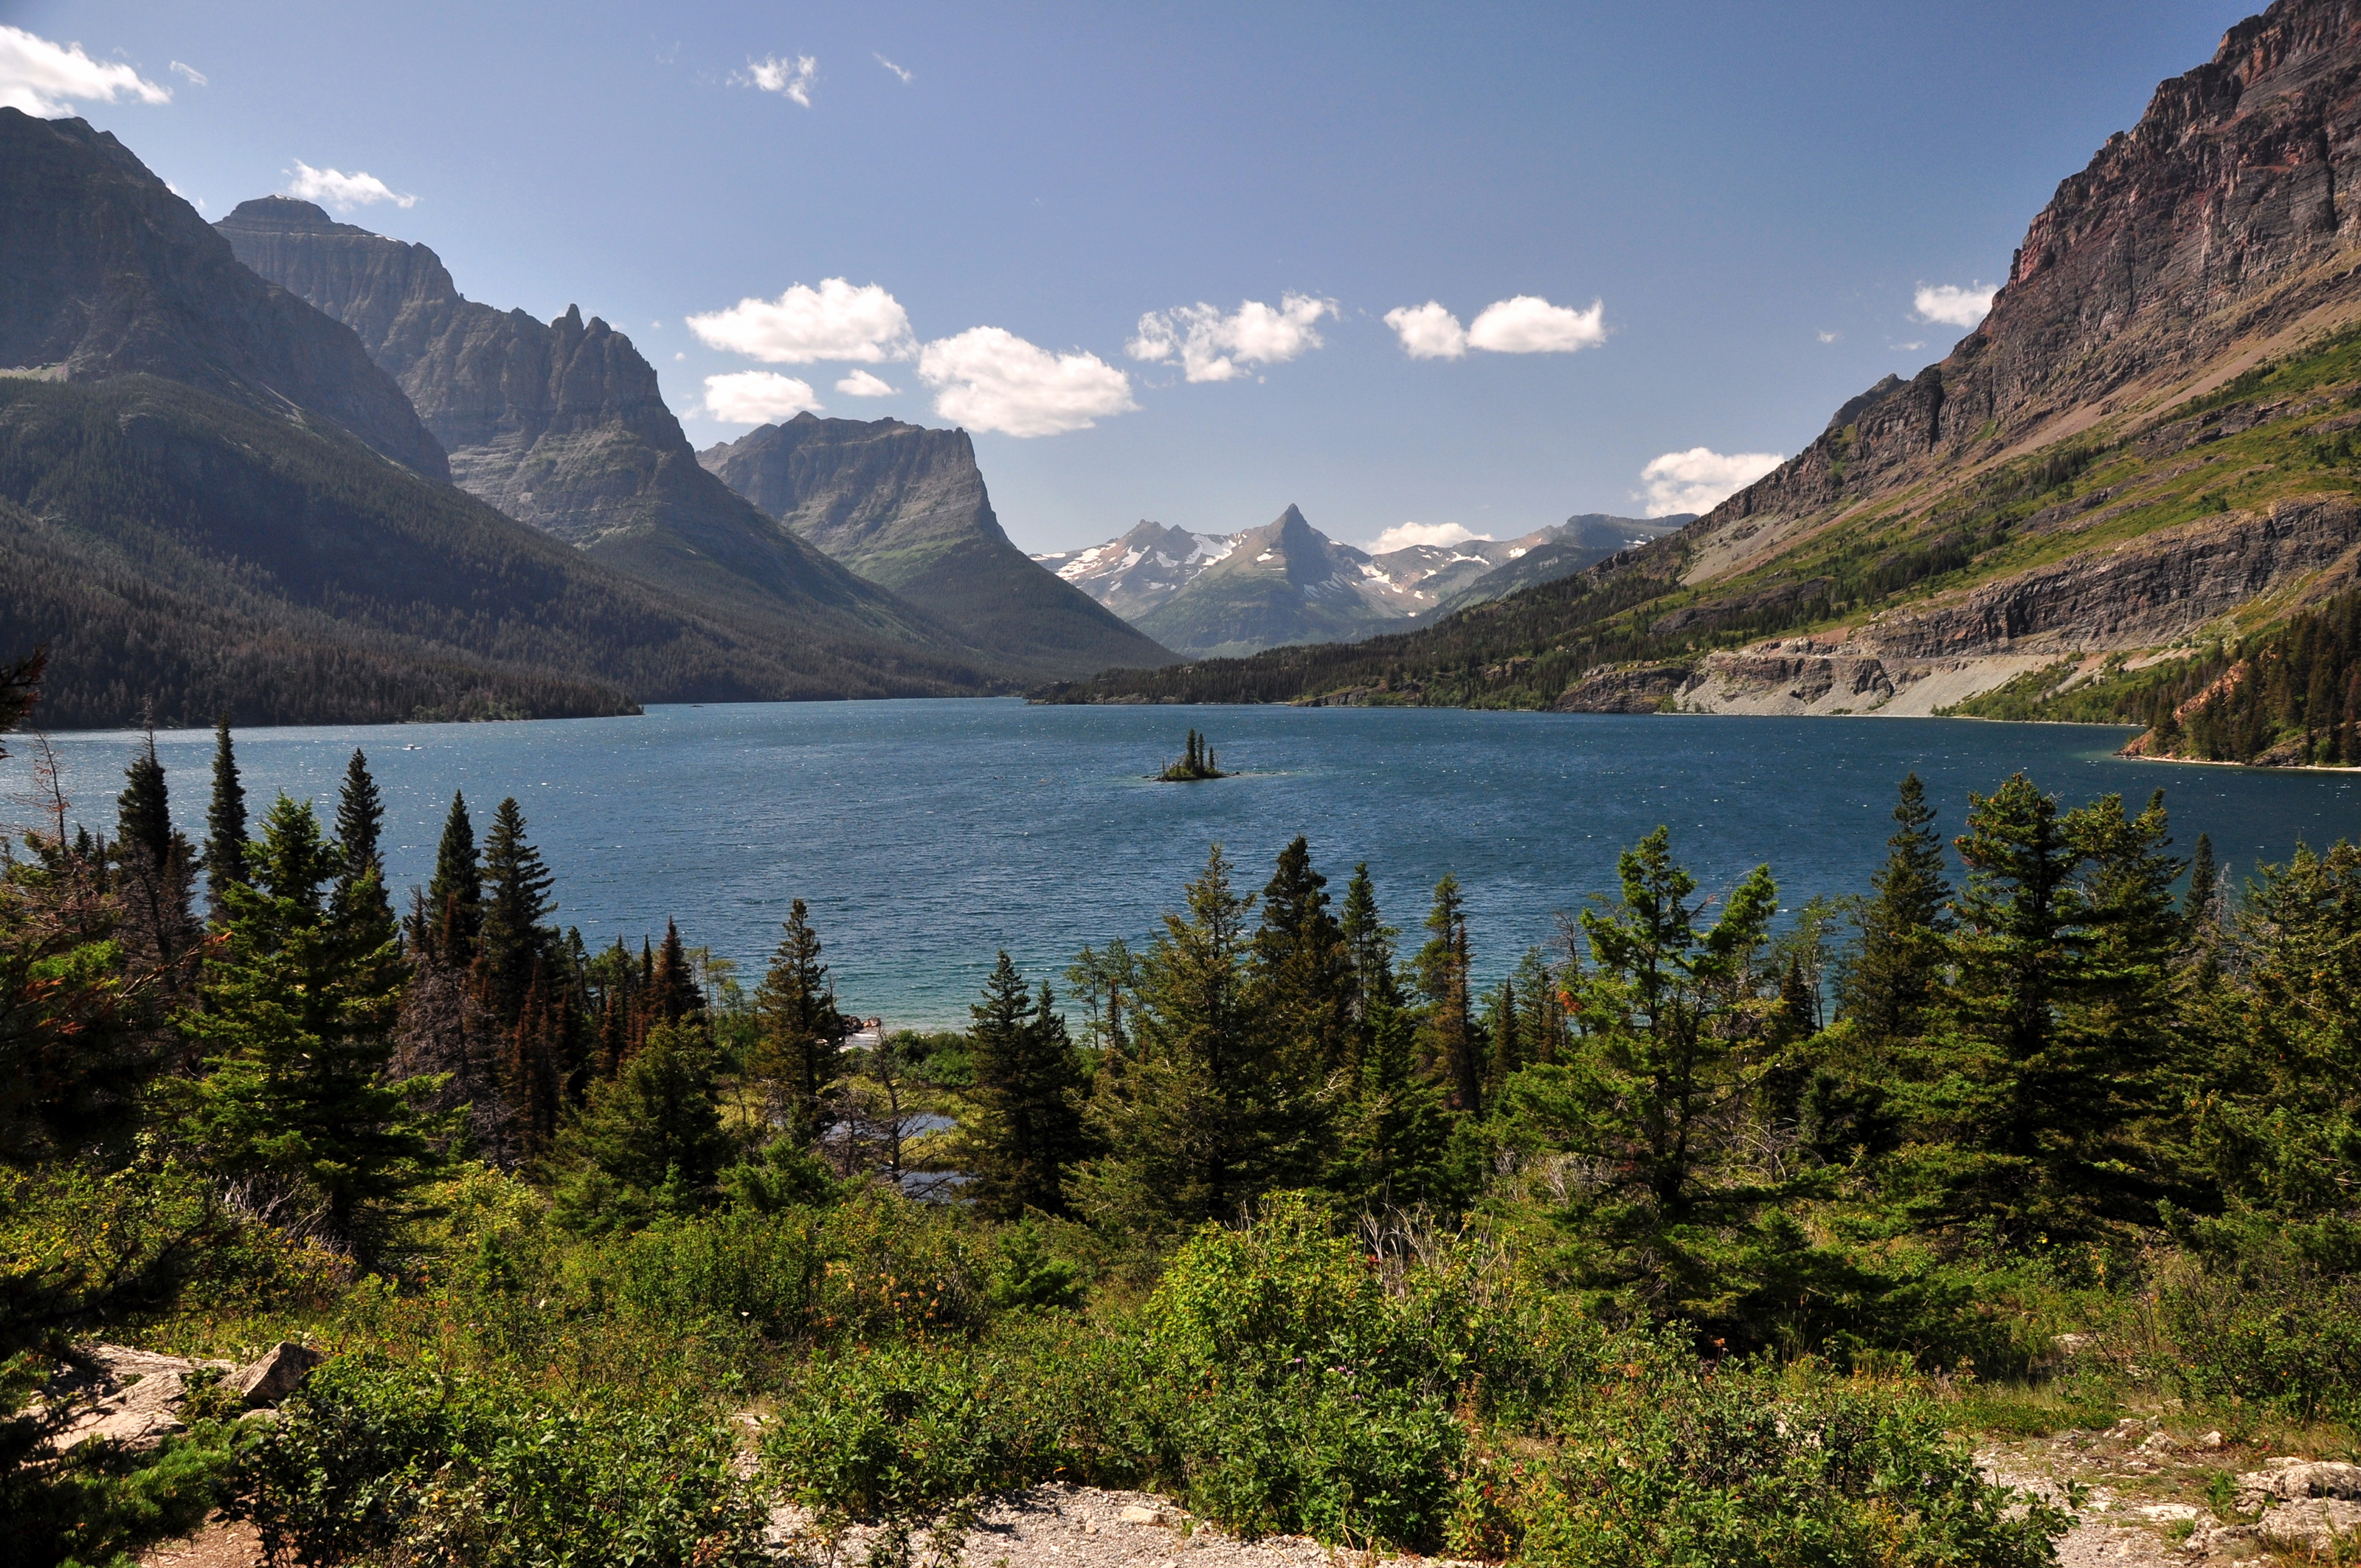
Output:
[0, 117, 995, 726]
[215, 197, 972, 661]
[1040, 0, 2361, 738]
[1034, 511, 1679, 657]
[1128, 505, 1426, 658]
[0, 112, 445, 478]
[697, 414, 1175, 679]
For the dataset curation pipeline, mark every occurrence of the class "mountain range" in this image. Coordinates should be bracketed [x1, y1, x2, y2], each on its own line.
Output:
[1034, 508, 1681, 657]
[0, 109, 995, 727]
[1041, 0, 2361, 760]
[697, 415, 1172, 678]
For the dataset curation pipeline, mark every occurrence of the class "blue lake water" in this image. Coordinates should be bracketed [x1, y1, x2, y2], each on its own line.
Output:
[8, 700, 2355, 1026]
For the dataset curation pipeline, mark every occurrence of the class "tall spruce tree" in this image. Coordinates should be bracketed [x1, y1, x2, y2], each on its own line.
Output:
[1417, 874, 1480, 1113]
[477, 797, 556, 1026]
[424, 791, 482, 961]
[552, 1020, 732, 1234]
[1251, 837, 1355, 1086]
[203, 713, 246, 918]
[1839, 773, 1952, 1043]
[182, 795, 440, 1257]
[751, 900, 846, 1144]
[114, 735, 197, 978]
[651, 919, 705, 1029]
[330, 751, 398, 975]
[967, 953, 1089, 1218]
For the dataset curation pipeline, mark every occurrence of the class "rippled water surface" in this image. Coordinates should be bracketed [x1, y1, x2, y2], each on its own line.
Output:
[10, 700, 2354, 1025]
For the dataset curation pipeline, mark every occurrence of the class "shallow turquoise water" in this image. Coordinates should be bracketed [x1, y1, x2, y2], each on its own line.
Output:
[10, 700, 2355, 1026]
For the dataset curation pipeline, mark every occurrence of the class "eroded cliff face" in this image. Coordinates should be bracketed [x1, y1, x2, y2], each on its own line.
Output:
[0, 115, 445, 478]
[699, 415, 1175, 679]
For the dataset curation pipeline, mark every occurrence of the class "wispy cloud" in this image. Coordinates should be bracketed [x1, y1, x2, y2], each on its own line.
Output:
[1637, 447, 1784, 517]
[0, 25, 170, 114]
[688, 279, 916, 364]
[1913, 281, 1997, 328]
[167, 60, 206, 86]
[1127, 294, 1334, 383]
[918, 327, 1135, 437]
[1816, 330, 1840, 344]
[704, 371, 823, 424]
[874, 52, 912, 83]
[288, 160, 416, 210]
[836, 370, 896, 397]
[736, 53, 817, 106]
[1383, 294, 1606, 359]
[1365, 522, 1489, 553]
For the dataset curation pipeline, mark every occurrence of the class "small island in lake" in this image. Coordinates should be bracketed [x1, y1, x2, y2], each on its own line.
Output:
[1156, 728, 1229, 781]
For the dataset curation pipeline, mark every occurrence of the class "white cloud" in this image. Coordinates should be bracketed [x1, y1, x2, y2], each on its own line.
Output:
[0, 26, 171, 114]
[737, 53, 817, 106]
[1366, 521, 1490, 553]
[1385, 294, 1606, 358]
[1127, 293, 1335, 383]
[1637, 447, 1785, 517]
[687, 279, 915, 365]
[836, 370, 896, 397]
[1913, 281, 1997, 328]
[875, 53, 912, 83]
[1466, 294, 1605, 353]
[1383, 301, 1468, 359]
[917, 327, 1135, 437]
[288, 160, 416, 210]
[167, 60, 205, 86]
[1816, 330, 1840, 344]
[703, 371, 823, 424]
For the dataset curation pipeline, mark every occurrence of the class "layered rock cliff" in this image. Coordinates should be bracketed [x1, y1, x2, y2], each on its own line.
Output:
[699, 414, 1175, 678]
[215, 198, 962, 657]
[0, 113, 445, 478]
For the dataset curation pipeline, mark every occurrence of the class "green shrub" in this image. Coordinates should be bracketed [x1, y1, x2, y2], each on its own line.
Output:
[2161, 1260, 2361, 1419]
[229, 1353, 767, 1568]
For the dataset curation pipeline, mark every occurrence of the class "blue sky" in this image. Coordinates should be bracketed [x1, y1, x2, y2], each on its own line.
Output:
[7, 1, 2255, 553]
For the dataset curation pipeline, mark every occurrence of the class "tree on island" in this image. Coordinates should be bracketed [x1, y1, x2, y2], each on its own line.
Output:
[1158, 728, 1228, 781]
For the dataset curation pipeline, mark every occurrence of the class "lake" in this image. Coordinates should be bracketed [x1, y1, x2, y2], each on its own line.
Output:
[7, 700, 2354, 1027]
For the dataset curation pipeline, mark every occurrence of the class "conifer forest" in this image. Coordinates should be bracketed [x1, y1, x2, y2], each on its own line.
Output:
[3, 660, 2357, 1568]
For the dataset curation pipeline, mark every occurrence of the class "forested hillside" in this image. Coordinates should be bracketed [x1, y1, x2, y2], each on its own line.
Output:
[7, 656, 2357, 1564]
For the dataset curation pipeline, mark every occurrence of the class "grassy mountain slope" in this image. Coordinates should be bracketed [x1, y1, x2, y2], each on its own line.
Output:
[0, 376, 996, 728]
[1041, 0, 2361, 767]
[699, 415, 1175, 679]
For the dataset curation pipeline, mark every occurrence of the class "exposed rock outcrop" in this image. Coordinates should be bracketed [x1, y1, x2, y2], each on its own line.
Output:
[1555, 663, 1693, 713]
[38, 1341, 320, 1454]
[0, 112, 445, 478]
[215, 198, 964, 659]
[699, 414, 1174, 678]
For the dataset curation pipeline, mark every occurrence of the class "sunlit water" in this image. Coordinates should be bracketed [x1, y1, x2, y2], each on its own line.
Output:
[8, 700, 2354, 1026]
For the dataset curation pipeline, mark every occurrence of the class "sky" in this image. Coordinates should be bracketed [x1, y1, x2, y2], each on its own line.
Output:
[4, 0, 2261, 554]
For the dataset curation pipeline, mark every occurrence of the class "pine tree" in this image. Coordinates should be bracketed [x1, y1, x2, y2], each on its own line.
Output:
[1078, 844, 1301, 1234]
[1484, 976, 1519, 1097]
[2184, 832, 2222, 938]
[967, 953, 1089, 1218]
[750, 900, 846, 1144]
[114, 735, 197, 979]
[477, 797, 556, 1026]
[1417, 875, 1480, 1113]
[424, 791, 482, 961]
[651, 919, 705, 1029]
[1839, 773, 1952, 1043]
[551, 1020, 733, 1234]
[330, 751, 397, 978]
[1251, 836, 1354, 1086]
[203, 712, 246, 918]
[181, 795, 440, 1257]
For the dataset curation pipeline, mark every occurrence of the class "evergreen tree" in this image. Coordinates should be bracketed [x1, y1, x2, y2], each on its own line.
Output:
[750, 900, 846, 1144]
[1484, 977, 1520, 1098]
[967, 953, 1089, 1218]
[424, 791, 482, 961]
[551, 1020, 732, 1234]
[651, 919, 705, 1029]
[329, 752, 398, 978]
[113, 736, 197, 980]
[1417, 874, 1480, 1113]
[203, 712, 246, 917]
[2183, 832, 2224, 944]
[1079, 844, 1301, 1234]
[1511, 945, 1566, 1066]
[1839, 773, 1952, 1043]
[181, 795, 440, 1257]
[477, 797, 556, 1026]
[1251, 837, 1354, 1086]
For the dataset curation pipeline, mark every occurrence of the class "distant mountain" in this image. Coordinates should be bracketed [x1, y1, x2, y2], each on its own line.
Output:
[1118, 505, 1408, 658]
[215, 196, 967, 660]
[0, 111, 444, 478]
[699, 414, 1174, 679]
[1033, 512, 1651, 658]
[0, 114, 994, 727]
[1428, 514, 1690, 616]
